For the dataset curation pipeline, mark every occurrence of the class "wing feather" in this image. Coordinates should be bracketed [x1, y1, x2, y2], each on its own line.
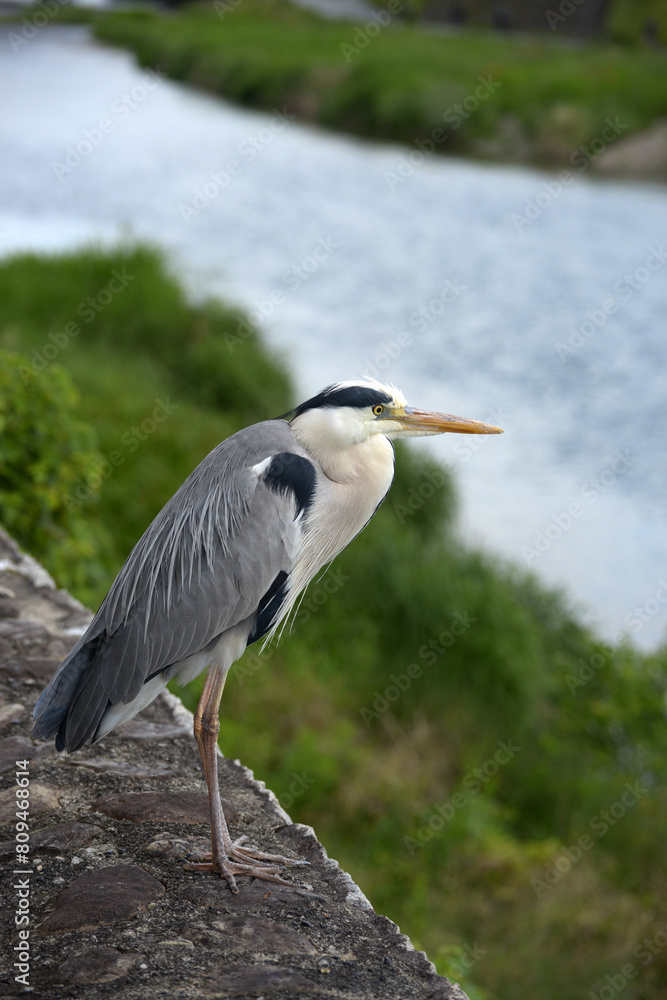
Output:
[33, 420, 310, 748]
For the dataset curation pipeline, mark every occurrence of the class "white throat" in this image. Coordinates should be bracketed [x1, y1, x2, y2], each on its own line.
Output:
[290, 407, 394, 485]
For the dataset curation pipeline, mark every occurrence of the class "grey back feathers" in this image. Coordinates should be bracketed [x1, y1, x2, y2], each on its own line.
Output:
[32, 420, 318, 752]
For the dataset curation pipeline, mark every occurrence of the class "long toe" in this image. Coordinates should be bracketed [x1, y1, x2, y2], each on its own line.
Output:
[183, 857, 299, 891]
[229, 837, 310, 867]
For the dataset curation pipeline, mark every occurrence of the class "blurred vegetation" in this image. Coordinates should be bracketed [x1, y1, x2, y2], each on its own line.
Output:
[608, 0, 667, 45]
[45, 0, 667, 170]
[0, 353, 115, 599]
[0, 245, 289, 607]
[2, 246, 667, 1000]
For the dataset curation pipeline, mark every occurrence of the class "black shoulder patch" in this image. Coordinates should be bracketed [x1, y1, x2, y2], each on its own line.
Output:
[263, 452, 316, 517]
[247, 569, 289, 646]
[292, 383, 392, 417]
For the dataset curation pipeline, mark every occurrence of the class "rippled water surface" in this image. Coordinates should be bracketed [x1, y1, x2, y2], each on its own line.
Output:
[2, 25, 666, 648]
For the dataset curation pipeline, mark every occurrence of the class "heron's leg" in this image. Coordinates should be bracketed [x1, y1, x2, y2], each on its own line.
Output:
[192, 664, 230, 861]
[184, 664, 308, 892]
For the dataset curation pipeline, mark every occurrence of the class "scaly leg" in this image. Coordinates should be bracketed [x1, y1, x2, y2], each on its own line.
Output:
[184, 663, 308, 892]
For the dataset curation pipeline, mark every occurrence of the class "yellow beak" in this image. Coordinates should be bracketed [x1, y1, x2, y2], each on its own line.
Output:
[396, 407, 504, 435]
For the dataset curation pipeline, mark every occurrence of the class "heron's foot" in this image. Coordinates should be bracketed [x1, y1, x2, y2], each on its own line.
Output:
[183, 836, 309, 893]
[183, 856, 292, 892]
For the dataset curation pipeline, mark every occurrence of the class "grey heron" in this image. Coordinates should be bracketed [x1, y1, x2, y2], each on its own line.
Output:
[33, 379, 502, 892]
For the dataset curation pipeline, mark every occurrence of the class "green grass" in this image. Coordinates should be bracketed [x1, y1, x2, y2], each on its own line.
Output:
[2, 246, 667, 1000]
[44, 0, 667, 168]
[0, 245, 290, 605]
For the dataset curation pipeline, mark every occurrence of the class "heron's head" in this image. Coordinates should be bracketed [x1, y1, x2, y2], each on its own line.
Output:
[288, 378, 503, 453]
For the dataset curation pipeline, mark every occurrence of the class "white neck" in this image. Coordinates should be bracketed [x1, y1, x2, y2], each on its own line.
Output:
[275, 410, 395, 637]
[290, 408, 395, 486]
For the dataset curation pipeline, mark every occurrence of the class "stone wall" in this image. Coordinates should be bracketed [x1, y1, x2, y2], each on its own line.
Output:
[0, 528, 466, 1000]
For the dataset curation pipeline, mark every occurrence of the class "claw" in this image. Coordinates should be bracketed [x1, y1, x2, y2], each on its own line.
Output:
[183, 835, 308, 891]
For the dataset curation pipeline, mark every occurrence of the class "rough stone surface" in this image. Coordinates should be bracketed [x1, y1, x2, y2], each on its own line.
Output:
[0, 733, 54, 774]
[139, 832, 210, 861]
[70, 757, 182, 778]
[0, 735, 37, 774]
[181, 914, 319, 954]
[0, 701, 25, 729]
[0, 526, 465, 999]
[93, 790, 239, 826]
[40, 864, 166, 935]
[0, 821, 104, 860]
[4, 656, 66, 681]
[57, 947, 144, 985]
[207, 964, 320, 995]
[0, 781, 62, 824]
[117, 719, 191, 741]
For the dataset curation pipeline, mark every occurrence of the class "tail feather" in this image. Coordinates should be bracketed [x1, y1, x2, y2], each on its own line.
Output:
[31, 635, 102, 750]
[59, 664, 112, 752]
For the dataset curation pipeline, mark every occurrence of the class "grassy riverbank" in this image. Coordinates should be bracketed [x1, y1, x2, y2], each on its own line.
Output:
[2, 246, 667, 999]
[39, 0, 665, 170]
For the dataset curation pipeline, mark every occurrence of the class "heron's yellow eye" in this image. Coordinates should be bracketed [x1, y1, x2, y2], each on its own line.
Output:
[372, 405, 385, 417]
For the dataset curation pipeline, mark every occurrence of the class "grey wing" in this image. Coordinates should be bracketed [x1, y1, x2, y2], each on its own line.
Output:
[32, 420, 312, 751]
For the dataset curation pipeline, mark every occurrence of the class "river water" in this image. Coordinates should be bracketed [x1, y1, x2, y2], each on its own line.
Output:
[1, 25, 666, 649]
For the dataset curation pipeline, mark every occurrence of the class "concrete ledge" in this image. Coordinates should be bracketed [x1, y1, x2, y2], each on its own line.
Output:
[0, 528, 466, 999]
